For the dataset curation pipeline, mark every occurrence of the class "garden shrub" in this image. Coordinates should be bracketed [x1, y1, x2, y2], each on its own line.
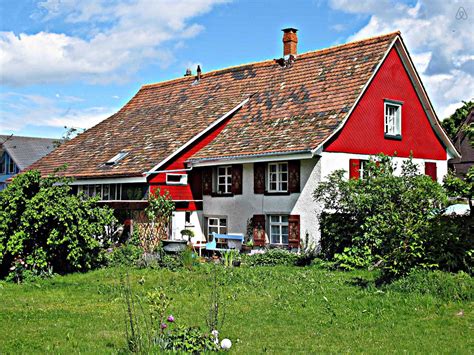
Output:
[386, 270, 474, 302]
[313, 155, 472, 279]
[0, 170, 116, 280]
[425, 215, 473, 274]
[107, 243, 143, 267]
[244, 249, 298, 266]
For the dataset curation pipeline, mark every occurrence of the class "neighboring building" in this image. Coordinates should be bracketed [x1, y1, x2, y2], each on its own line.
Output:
[448, 109, 474, 178]
[0, 135, 57, 191]
[28, 30, 460, 248]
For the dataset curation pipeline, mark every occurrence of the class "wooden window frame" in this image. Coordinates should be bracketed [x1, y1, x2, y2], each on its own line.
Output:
[216, 165, 232, 195]
[384, 100, 402, 139]
[268, 215, 289, 246]
[166, 173, 188, 185]
[206, 216, 228, 242]
[267, 162, 289, 193]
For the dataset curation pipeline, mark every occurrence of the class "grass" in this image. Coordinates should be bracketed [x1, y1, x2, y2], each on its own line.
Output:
[0, 265, 472, 353]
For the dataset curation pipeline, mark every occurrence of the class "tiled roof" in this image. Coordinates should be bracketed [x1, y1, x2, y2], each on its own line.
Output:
[0, 135, 57, 170]
[29, 31, 399, 178]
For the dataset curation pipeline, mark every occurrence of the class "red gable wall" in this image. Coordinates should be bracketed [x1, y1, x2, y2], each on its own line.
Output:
[148, 117, 230, 210]
[324, 47, 447, 160]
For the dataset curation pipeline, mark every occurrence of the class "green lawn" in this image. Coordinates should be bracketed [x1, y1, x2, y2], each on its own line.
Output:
[0, 266, 472, 353]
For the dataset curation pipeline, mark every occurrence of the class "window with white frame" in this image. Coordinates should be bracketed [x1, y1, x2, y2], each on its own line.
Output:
[166, 173, 188, 185]
[359, 160, 369, 179]
[268, 162, 288, 192]
[269, 215, 289, 245]
[384, 101, 402, 136]
[77, 183, 123, 200]
[216, 166, 232, 194]
[206, 217, 227, 240]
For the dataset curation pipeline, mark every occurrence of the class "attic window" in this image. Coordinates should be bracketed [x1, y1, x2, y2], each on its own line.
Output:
[105, 151, 128, 165]
[384, 100, 402, 138]
[166, 173, 188, 185]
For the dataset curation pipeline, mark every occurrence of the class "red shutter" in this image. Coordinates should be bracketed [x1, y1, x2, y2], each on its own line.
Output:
[252, 215, 266, 246]
[254, 162, 266, 194]
[202, 167, 213, 195]
[349, 159, 360, 179]
[288, 160, 300, 193]
[231, 164, 243, 195]
[425, 162, 437, 181]
[288, 215, 300, 248]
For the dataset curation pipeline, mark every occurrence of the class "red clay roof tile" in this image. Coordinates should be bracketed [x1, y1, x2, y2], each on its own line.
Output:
[28, 31, 399, 178]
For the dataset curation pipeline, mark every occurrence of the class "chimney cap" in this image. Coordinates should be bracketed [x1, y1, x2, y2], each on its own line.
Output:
[282, 27, 298, 33]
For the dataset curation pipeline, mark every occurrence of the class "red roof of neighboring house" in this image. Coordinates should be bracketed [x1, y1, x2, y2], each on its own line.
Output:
[29, 32, 400, 179]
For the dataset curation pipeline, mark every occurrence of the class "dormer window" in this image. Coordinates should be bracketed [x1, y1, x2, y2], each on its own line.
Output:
[105, 151, 128, 165]
[384, 100, 402, 138]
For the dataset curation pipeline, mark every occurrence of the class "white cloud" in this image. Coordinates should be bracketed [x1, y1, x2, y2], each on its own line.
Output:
[0, 0, 228, 86]
[0, 92, 116, 133]
[330, 0, 474, 118]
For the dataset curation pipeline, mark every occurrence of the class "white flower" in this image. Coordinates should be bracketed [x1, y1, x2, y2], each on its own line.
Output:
[221, 338, 232, 350]
[211, 329, 219, 345]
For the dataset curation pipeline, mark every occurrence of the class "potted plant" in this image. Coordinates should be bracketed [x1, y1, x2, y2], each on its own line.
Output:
[180, 229, 194, 242]
[241, 239, 253, 253]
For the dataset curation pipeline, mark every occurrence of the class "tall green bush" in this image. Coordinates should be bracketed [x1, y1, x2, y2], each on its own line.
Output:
[0, 170, 116, 279]
[313, 155, 472, 278]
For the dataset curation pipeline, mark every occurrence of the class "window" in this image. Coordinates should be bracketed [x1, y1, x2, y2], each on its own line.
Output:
[0, 153, 5, 174]
[216, 166, 232, 194]
[207, 217, 227, 240]
[359, 160, 369, 179]
[7, 157, 16, 174]
[105, 151, 128, 165]
[269, 215, 289, 245]
[384, 101, 402, 137]
[268, 162, 288, 192]
[166, 174, 188, 185]
[76, 183, 149, 200]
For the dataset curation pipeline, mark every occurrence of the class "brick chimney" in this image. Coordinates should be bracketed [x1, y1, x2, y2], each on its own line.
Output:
[282, 28, 298, 57]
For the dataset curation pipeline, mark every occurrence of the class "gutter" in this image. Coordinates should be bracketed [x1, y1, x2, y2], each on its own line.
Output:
[188, 149, 313, 167]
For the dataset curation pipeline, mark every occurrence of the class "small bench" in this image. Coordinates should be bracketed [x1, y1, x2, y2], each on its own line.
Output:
[206, 232, 244, 253]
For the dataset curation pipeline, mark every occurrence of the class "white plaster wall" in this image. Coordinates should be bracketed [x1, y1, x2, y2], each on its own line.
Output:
[203, 158, 321, 246]
[320, 152, 448, 184]
[170, 210, 205, 242]
[199, 151, 448, 248]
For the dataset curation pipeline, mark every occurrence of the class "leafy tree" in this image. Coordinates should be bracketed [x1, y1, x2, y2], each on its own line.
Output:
[53, 126, 85, 148]
[443, 169, 473, 215]
[0, 170, 116, 279]
[314, 155, 454, 279]
[441, 100, 474, 141]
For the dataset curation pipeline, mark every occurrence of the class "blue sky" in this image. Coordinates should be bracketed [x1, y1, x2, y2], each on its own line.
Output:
[1, 0, 473, 138]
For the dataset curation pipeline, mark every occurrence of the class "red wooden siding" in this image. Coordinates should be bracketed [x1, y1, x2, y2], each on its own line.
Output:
[325, 48, 447, 160]
[149, 116, 231, 210]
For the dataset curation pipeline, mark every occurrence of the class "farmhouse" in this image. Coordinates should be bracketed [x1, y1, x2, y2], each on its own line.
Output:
[28, 29, 459, 248]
